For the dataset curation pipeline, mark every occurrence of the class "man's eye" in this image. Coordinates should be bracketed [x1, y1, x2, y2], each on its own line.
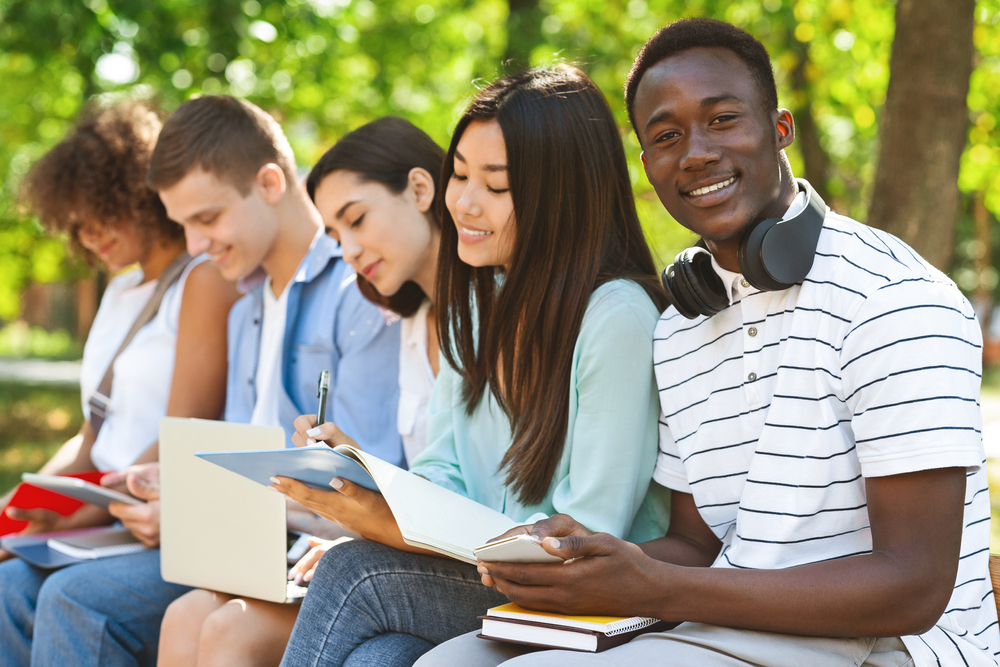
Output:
[656, 131, 680, 143]
[711, 115, 736, 125]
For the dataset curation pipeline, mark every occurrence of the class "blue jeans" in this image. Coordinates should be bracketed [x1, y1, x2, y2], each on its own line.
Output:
[281, 540, 508, 667]
[0, 550, 190, 667]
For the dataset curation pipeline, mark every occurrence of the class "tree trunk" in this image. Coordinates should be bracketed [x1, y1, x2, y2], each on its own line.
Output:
[789, 42, 834, 210]
[505, 0, 543, 72]
[866, 0, 975, 271]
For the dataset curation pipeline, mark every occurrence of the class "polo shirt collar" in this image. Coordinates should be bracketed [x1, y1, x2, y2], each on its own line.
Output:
[710, 187, 810, 305]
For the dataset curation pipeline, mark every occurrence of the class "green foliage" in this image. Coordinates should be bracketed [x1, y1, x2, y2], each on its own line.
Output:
[0, 321, 81, 359]
[0, 382, 82, 493]
[963, 1, 1000, 213]
[0, 0, 997, 318]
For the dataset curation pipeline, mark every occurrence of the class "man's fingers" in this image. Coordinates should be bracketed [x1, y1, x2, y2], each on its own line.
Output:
[6, 507, 56, 522]
[100, 470, 127, 489]
[541, 532, 618, 560]
[490, 577, 568, 613]
[529, 514, 593, 541]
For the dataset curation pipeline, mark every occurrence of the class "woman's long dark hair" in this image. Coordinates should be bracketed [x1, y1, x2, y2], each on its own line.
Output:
[307, 116, 444, 317]
[437, 65, 668, 505]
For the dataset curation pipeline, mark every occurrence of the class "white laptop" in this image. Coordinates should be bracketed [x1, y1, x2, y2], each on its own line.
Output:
[159, 417, 305, 603]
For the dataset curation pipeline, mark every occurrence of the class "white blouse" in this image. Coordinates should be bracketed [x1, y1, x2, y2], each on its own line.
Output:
[397, 299, 436, 466]
[81, 255, 208, 471]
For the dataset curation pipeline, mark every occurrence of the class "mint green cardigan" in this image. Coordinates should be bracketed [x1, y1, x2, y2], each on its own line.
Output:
[410, 279, 670, 543]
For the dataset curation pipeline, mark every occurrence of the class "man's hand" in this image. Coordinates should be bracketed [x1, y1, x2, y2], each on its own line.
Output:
[105, 463, 161, 548]
[478, 514, 594, 588]
[479, 529, 668, 618]
[291, 414, 359, 449]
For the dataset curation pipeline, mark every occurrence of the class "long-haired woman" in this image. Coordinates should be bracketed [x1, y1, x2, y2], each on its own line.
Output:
[157, 116, 446, 667]
[274, 65, 671, 667]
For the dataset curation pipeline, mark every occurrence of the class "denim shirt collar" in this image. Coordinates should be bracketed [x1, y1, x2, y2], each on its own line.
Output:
[237, 228, 342, 295]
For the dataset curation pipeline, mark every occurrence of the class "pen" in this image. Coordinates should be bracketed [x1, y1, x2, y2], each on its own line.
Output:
[316, 370, 330, 427]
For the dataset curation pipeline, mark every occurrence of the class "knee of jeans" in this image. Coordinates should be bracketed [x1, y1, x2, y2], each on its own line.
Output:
[37, 563, 97, 612]
[308, 539, 394, 589]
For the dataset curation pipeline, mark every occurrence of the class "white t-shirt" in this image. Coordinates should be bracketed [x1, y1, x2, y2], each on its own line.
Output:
[250, 276, 290, 428]
[653, 202, 998, 666]
[81, 256, 208, 471]
[397, 299, 436, 465]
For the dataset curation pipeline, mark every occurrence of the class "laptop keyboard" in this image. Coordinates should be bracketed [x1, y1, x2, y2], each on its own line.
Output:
[286, 581, 308, 600]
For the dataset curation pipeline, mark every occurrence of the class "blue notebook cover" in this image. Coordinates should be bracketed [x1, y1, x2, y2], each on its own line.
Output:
[195, 445, 381, 492]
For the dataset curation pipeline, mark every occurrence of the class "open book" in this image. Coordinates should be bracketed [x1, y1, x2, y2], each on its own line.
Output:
[196, 445, 519, 564]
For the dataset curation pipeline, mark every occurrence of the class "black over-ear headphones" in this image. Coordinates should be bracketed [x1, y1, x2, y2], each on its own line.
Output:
[661, 178, 827, 319]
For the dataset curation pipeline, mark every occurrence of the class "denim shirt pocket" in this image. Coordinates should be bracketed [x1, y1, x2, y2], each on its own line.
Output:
[291, 344, 335, 405]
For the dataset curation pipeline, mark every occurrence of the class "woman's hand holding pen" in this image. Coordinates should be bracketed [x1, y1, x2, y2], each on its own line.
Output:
[291, 414, 360, 450]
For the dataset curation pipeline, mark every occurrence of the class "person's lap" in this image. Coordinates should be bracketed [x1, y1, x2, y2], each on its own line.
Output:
[415, 623, 913, 667]
[0, 549, 190, 667]
[281, 540, 508, 667]
[0, 557, 50, 667]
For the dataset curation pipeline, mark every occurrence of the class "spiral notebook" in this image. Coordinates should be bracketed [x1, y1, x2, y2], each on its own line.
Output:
[46, 526, 145, 560]
[478, 603, 675, 652]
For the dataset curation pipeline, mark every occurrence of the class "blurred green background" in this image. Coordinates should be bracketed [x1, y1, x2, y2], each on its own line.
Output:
[2, 0, 1000, 540]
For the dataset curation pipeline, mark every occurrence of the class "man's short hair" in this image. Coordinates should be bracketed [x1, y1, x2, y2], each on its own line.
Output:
[625, 18, 778, 132]
[147, 95, 296, 195]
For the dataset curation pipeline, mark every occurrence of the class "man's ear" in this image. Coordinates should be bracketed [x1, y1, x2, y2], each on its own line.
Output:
[255, 163, 287, 205]
[407, 167, 436, 214]
[775, 109, 794, 150]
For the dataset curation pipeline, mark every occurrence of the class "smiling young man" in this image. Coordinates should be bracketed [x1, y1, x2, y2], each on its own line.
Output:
[417, 19, 998, 667]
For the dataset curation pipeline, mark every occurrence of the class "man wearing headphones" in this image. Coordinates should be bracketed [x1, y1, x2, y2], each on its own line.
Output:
[419, 18, 997, 667]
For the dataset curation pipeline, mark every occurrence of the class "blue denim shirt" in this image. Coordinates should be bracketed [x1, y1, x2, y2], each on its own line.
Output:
[225, 232, 405, 467]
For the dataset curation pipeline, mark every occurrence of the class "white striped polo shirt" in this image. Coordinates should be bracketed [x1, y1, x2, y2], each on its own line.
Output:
[652, 199, 999, 667]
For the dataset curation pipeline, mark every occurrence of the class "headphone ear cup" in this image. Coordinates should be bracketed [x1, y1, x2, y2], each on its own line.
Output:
[662, 247, 730, 319]
[738, 217, 786, 291]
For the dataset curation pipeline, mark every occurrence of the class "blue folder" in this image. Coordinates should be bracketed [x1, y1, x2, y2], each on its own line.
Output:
[195, 445, 381, 492]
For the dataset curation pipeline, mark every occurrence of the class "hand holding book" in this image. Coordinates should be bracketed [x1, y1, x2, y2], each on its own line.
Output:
[269, 474, 405, 551]
[476, 513, 668, 620]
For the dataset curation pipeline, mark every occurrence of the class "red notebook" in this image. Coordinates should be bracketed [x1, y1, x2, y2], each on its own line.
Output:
[0, 471, 108, 538]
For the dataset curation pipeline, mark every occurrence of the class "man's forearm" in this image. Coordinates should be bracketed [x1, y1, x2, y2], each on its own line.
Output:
[648, 550, 952, 638]
[639, 535, 719, 568]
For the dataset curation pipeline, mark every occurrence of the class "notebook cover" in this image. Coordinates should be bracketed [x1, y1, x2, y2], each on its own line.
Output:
[477, 616, 676, 652]
[0, 526, 128, 569]
[486, 602, 642, 631]
[0, 471, 108, 539]
[195, 446, 380, 492]
[52, 526, 140, 550]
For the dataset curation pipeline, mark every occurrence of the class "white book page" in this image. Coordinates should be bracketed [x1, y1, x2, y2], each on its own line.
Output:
[337, 446, 518, 564]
